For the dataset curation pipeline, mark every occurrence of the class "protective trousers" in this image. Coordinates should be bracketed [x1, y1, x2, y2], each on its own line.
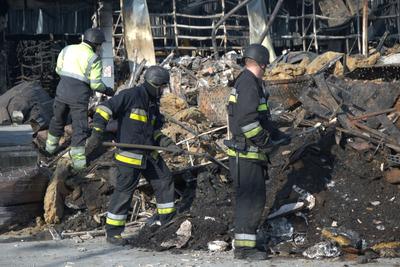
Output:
[229, 157, 267, 248]
[47, 99, 88, 170]
[106, 157, 175, 236]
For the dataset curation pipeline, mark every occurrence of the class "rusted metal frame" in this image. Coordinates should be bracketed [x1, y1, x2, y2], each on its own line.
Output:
[362, 0, 368, 56]
[212, 0, 254, 58]
[154, 45, 244, 50]
[347, 37, 359, 55]
[281, 34, 360, 40]
[256, 0, 285, 44]
[153, 35, 246, 41]
[150, 12, 248, 19]
[151, 24, 248, 31]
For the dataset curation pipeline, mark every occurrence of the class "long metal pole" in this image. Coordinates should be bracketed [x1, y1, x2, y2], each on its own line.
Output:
[356, 0, 361, 53]
[302, 0, 306, 51]
[312, 0, 318, 53]
[397, 0, 400, 41]
[256, 0, 285, 44]
[172, 0, 179, 51]
[212, 0, 254, 58]
[102, 142, 229, 170]
[362, 0, 368, 56]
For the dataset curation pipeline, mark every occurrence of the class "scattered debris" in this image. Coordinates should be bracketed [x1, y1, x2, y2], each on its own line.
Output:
[207, 240, 229, 252]
[161, 220, 192, 249]
[302, 241, 341, 259]
[2, 47, 400, 262]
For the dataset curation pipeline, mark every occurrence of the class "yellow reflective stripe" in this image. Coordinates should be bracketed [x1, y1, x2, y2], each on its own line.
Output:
[106, 217, 126, 226]
[46, 133, 60, 145]
[227, 148, 267, 161]
[157, 207, 176, 215]
[257, 103, 268, 111]
[90, 81, 106, 91]
[243, 126, 262, 138]
[229, 94, 237, 103]
[130, 113, 148, 123]
[96, 108, 110, 121]
[93, 127, 103, 132]
[115, 153, 142, 166]
[234, 240, 256, 247]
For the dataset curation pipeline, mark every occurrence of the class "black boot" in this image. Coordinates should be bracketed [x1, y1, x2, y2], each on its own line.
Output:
[106, 234, 128, 246]
[159, 211, 176, 225]
[234, 247, 268, 260]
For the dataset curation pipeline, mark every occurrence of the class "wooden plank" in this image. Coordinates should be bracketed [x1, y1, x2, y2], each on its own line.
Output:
[313, 74, 355, 130]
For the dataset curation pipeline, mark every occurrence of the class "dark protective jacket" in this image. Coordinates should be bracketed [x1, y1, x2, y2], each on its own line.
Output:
[55, 42, 107, 105]
[92, 85, 165, 168]
[227, 69, 274, 161]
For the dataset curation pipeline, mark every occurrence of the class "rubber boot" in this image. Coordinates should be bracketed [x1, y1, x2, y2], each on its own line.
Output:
[106, 234, 128, 246]
[234, 247, 267, 260]
[159, 211, 176, 225]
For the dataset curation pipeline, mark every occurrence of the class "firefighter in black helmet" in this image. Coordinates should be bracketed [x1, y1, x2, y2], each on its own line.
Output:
[45, 28, 114, 171]
[225, 44, 290, 260]
[89, 65, 182, 246]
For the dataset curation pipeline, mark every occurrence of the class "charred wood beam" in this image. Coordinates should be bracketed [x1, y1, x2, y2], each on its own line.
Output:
[336, 127, 400, 153]
[350, 108, 397, 121]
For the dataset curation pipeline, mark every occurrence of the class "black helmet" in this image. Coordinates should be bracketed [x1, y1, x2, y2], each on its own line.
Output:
[83, 28, 106, 45]
[243, 44, 269, 66]
[144, 66, 170, 87]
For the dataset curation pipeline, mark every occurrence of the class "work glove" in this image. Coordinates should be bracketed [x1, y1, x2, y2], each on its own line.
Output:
[269, 129, 291, 146]
[86, 128, 104, 156]
[159, 136, 184, 156]
[103, 87, 115, 97]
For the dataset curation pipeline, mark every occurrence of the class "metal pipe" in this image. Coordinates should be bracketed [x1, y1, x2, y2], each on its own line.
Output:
[212, 0, 255, 58]
[312, 0, 318, 53]
[102, 142, 229, 170]
[256, 0, 285, 44]
[362, 0, 368, 56]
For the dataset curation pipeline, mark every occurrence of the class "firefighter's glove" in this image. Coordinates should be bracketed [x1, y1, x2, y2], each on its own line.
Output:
[86, 128, 104, 155]
[159, 136, 183, 156]
[270, 129, 291, 146]
[103, 87, 115, 97]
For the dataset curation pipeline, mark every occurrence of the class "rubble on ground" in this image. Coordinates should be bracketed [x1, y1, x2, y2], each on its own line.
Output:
[1, 48, 400, 262]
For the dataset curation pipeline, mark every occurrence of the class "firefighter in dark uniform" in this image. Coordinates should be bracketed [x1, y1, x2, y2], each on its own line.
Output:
[89, 66, 181, 246]
[226, 44, 290, 260]
[45, 28, 114, 171]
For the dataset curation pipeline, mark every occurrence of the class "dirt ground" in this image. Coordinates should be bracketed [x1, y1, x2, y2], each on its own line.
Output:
[129, 128, 400, 257]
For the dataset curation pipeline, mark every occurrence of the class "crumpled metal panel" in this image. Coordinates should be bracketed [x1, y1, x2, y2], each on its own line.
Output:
[122, 0, 155, 66]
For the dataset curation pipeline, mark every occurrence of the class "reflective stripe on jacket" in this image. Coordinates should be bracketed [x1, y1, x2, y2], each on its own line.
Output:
[92, 85, 166, 167]
[56, 42, 106, 91]
[227, 69, 272, 161]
